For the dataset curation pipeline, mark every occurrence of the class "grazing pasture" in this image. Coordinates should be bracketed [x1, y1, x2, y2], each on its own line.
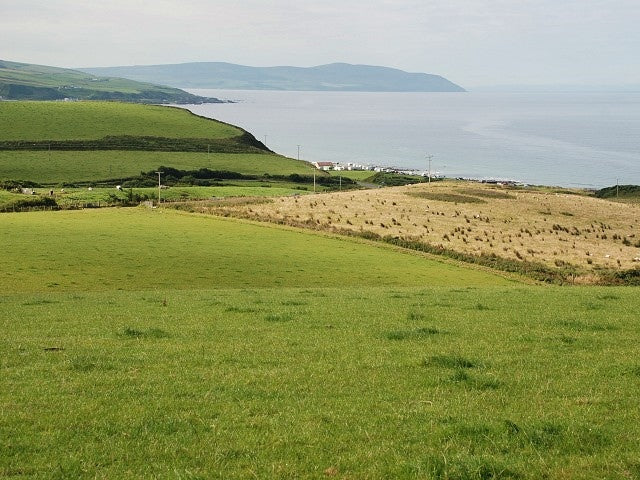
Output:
[0, 205, 638, 479]
[0, 208, 508, 293]
[0, 102, 241, 141]
[1, 266, 639, 478]
[0, 151, 314, 184]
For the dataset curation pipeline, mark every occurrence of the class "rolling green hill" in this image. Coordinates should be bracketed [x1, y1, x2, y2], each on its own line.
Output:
[0, 59, 222, 103]
[0, 101, 269, 156]
[0, 101, 316, 188]
[0, 101, 241, 141]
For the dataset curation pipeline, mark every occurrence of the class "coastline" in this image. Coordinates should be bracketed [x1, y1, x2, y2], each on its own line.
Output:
[181, 89, 640, 189]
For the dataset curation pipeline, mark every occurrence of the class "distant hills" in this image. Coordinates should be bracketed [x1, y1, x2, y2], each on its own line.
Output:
[80, 62, 466, 92]
[0, 60, 223, 103]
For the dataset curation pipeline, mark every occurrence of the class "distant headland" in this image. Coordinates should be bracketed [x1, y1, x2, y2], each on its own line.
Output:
[79, 62, 466, 92]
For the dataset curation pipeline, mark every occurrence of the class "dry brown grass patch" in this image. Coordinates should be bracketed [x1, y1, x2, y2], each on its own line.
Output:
[178, 181, 640, 279]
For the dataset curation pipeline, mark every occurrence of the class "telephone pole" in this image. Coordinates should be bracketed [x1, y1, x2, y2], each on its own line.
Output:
[155, 171, 163, 204]
[426, 154, 434, 184]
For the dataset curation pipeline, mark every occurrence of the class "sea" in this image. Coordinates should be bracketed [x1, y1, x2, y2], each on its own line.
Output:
[183, 90, 640, 189]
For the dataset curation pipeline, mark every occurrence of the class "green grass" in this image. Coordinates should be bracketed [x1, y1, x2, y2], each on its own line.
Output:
[0, 208, 509, 293]
[0, 189, 19, 203]
[407, 191, 487, 204]
[0, 102, 319, 191]
[0, 151, 314, 184]
[0, 185, 308, 211]
[0, 102, 241, 141]
[44, 185, 305, 207]
[1, 199, 639, 478]
[329, 170, 375, 181]
[1, 283, 639, 478]
[367, 171, 431, 186]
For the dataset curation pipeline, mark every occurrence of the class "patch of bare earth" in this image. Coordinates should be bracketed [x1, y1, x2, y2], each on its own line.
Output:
[187, 182, 640, 283]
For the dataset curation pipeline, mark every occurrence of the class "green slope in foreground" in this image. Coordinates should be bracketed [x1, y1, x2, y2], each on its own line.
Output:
[0, 208, 509, 292]
[1, 209, 640, 478]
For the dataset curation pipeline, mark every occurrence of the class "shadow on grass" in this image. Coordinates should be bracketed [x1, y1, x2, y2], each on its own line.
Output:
[265, 313, 294, 322]
[387, 327, 442, 340]
[424, 355, 479, 369]
[69, 355, 115, 372]
[120, 327, 170, 339]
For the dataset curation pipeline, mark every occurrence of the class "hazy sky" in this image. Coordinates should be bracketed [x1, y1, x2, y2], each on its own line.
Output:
[2, 0, 639, 87]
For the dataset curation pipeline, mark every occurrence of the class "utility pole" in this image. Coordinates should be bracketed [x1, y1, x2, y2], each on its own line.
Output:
[264, 135, 267, 146]
[616, 178, 619, 198]
[426, 154, 433, 184]
[155, 171, 163, 205]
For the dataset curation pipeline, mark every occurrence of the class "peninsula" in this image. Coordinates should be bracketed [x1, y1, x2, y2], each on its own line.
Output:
[80, 62, 466, 92]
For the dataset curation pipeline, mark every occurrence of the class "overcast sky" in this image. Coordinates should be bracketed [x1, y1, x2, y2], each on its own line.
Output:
[2, 0, 639, 87]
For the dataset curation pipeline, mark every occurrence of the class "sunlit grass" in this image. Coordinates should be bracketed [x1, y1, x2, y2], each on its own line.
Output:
[1, 285, 638, 478]
[0, 208, 509, 293]
[0, 151, 314, 184]
[0, 102, 241, 140]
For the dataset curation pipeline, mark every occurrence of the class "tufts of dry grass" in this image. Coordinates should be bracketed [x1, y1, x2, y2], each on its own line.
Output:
[179, 181, 640, 282]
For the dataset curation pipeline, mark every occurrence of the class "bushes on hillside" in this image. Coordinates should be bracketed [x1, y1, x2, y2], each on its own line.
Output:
[0, 195, 58, 212]
[595, 185, 640, 199]
[0, 180, 42, 191]
[123, 167, 356, 189]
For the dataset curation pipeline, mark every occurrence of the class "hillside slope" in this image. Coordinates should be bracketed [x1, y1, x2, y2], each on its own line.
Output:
[80, 62, 466, 92]
[0, 101, 320, 187]
[0, 101, 241, 141]
[0, 59, 222, 103]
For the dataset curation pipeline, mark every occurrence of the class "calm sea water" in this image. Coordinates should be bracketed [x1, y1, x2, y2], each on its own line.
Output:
[184, 90, 640, 188]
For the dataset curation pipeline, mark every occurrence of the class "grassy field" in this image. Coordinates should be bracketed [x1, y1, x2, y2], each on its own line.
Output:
[0, 186, 307, 210]
[207, 181, 640, 281]
[1, 209, 640, 478]
[55, 186, 306, 206]
[0, 151, 314, 184]
[0, 102, 241, 141]
[0, 101, 321, 197]
[329, 170, 375, 181]
[0, 208, 508, 293]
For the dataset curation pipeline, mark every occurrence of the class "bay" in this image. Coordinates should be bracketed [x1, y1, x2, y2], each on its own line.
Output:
[183, 90, 640, 188]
